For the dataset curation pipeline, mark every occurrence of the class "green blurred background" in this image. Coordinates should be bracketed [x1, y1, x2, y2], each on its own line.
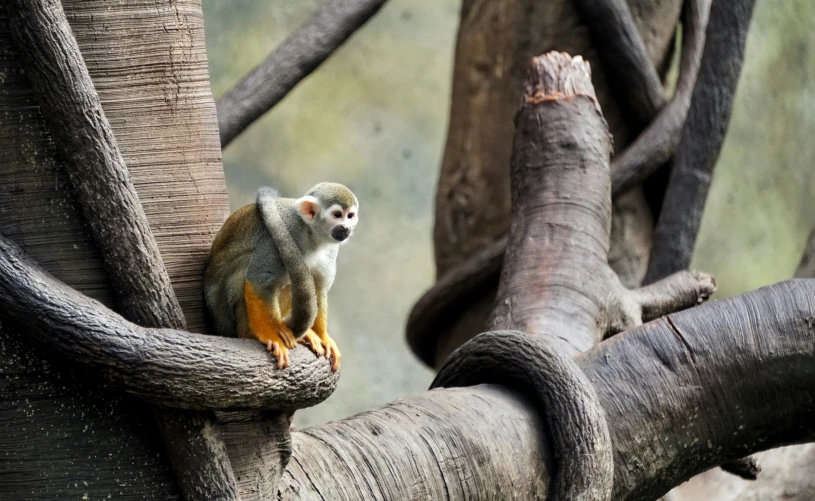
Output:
[202, 0, 815, 427]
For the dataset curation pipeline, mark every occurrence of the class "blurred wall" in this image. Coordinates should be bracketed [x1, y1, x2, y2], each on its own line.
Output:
[202, 0, 814, 427]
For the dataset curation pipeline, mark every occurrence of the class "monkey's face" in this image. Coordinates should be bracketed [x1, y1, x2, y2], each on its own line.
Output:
[298, 196, 359, 244]
[320, 203, 358, 244]
[298, 183, 360, 244]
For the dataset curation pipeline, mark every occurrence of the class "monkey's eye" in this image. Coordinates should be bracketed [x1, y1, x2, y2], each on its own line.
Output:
[348, 213, 355, 219]
[333, 211, 342, 219]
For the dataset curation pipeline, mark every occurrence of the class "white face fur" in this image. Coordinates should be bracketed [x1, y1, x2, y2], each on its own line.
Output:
[298, 197, 359, 244]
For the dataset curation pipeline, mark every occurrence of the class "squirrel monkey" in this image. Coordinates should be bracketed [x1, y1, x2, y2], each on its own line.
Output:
[204, 183, 358, 371]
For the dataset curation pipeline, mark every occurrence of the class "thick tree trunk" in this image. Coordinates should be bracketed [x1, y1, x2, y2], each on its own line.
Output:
[0, 1, 226, 498]
[422, 0, 682, 367]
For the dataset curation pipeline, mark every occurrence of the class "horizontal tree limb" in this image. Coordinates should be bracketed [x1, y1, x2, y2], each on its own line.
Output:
[216, 0, 388, 147]
[282, 279, 815, 500]
[611, 0, 712, 197]
[0, 234, 338, 411]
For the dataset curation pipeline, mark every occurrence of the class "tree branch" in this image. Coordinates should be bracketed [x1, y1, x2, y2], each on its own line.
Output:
[0, 234, 339, 411]
[278, 279, 815, 500]
[645, 0, 757, 283]
[611, 0, 712, 197]
[216, 0, 388, 147]
[575, 0, 666, 126]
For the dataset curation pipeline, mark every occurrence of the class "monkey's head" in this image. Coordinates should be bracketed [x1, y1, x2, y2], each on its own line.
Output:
[297, 182, 359, 244]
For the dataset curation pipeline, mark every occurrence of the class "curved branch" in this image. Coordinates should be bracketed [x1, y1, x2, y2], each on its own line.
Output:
[432, 331, 614, 501]
[216, 0, 388, 147]
[611, 0, 712, 197]
[645, 0, 758, 283]
[0, 219, 339, 411]
[280, 279, 815, 500]
[406, 236, 504, 365]
[575, 0, 666, 126]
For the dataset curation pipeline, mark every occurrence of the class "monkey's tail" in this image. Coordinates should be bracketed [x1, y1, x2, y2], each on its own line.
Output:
[256, 187, 317, 337]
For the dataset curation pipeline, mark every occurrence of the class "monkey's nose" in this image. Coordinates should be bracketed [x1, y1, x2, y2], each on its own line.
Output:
[332, 226, 350, 241]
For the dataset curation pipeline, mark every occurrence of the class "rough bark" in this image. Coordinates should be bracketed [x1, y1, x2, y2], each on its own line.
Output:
[611, 0, 711, 196]
[645, 0, 757, 283]
[665, 228, 815, 501]
[216, 0, 388, 147]
[276, 279, 815, 500]
[485, 53, 613, 354]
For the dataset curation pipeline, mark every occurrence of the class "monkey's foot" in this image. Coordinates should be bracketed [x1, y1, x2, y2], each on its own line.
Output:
[318, 333, 341, 371]
[298, 329, 325, 357]
[258, 334, 291, 369]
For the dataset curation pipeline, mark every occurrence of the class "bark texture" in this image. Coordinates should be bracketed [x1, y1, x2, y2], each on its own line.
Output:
[5, 2, 239, 499]
[216, 0, 388, 147]
[433, 0, 680, 278]
[645, 0, 757, 282]
[486, 53, 612, 354]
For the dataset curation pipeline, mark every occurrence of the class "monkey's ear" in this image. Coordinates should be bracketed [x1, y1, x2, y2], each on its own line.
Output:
[296, 196, 320, 224]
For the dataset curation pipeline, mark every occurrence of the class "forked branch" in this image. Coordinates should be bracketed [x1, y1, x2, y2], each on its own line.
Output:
[216, 0, 388, 147]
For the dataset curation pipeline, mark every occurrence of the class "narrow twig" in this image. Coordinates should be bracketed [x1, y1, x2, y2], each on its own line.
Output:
[611, 0, 712, 197]
[216, 0, 388, 147]
[574, 0, 666, 126]
[7, 1, 237, 498]
[795, 228, 815, 278]
[720, 457, 761, 480]
[645, 0, 758, 283]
